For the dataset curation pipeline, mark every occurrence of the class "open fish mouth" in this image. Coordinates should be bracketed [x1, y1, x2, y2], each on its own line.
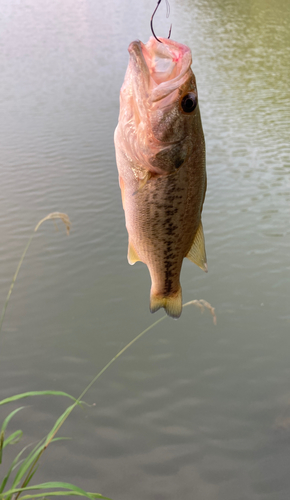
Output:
[128, 37, 192, 103]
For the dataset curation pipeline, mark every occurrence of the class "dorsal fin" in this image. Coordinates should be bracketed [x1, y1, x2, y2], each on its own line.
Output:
[127, 240, 141, 265]
[186, 221, 208, 272]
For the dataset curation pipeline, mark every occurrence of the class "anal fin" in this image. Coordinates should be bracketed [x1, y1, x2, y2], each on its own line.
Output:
[128, 240, 141, 265]
[186, 221, 208, 272]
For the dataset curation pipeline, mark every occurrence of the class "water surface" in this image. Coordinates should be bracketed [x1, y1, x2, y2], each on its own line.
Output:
[0, 0, 290, 498]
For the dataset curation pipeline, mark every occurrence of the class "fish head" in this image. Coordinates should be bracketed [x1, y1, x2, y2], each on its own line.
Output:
[118, 37, 203, 175]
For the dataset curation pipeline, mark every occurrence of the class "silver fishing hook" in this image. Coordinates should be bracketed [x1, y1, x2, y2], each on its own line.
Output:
[150, 0, 172, 43]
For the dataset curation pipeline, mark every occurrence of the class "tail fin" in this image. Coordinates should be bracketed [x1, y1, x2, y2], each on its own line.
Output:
[150, 287, 182, 319]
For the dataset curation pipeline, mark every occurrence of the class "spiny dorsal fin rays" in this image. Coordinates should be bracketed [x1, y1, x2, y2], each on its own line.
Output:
[186, 221, 208, 272]
[128, 239, 142, 265]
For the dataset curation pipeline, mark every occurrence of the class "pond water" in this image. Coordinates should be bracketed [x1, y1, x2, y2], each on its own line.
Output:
[0, 0, 290, 498]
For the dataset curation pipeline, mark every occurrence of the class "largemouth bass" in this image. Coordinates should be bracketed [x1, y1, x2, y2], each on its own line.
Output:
[114, 36, 207, 319]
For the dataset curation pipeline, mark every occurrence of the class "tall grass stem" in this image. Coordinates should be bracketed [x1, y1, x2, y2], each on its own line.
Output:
[0, 213, 70, 336]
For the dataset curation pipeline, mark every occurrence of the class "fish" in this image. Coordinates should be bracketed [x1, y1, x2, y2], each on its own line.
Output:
[114, 36, 207, 319]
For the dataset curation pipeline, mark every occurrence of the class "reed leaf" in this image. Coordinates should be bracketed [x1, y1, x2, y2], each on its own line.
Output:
[11, 440, 46, 489]
[0, 443, 33, 494]
[0, 392, 80, 407]
[1, 408, 24, 433]
[2, 430, 23, 449]
[0, 212, 70, 335]
[2, 481, 111, 500]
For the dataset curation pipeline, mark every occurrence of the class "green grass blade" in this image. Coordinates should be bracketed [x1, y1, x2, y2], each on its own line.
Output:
[10, 410, 75, 495]
[1, 407, 24, 433]
[0, 438, 59, 500]
[0, 392, 80, 407]
[22, 468, 38, 489]
[10, 408, 75, 495]
[0, 431, 3, 464]
[0, 212, 70, 337]
[1, 407, 24, 463]
[0, 234, 34, 335]
[43, 405, 75, 447]
[0, 443, 33, 494]
[3, 481, 111, 500]
[3, 430, 23, 449]
[48, 437, 71, 443]
[17, 494, 111, 499]
[3, 493, 111, 499]
[11, 440, 46, 488]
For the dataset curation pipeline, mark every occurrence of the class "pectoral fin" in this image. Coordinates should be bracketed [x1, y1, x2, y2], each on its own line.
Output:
[128, 240, 141, 265]
[186, 221, 208, 272]
[133, 171, 152, 195]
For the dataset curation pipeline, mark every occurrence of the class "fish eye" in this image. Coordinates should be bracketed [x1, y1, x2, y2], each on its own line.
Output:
[180, 92, 198, 113]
